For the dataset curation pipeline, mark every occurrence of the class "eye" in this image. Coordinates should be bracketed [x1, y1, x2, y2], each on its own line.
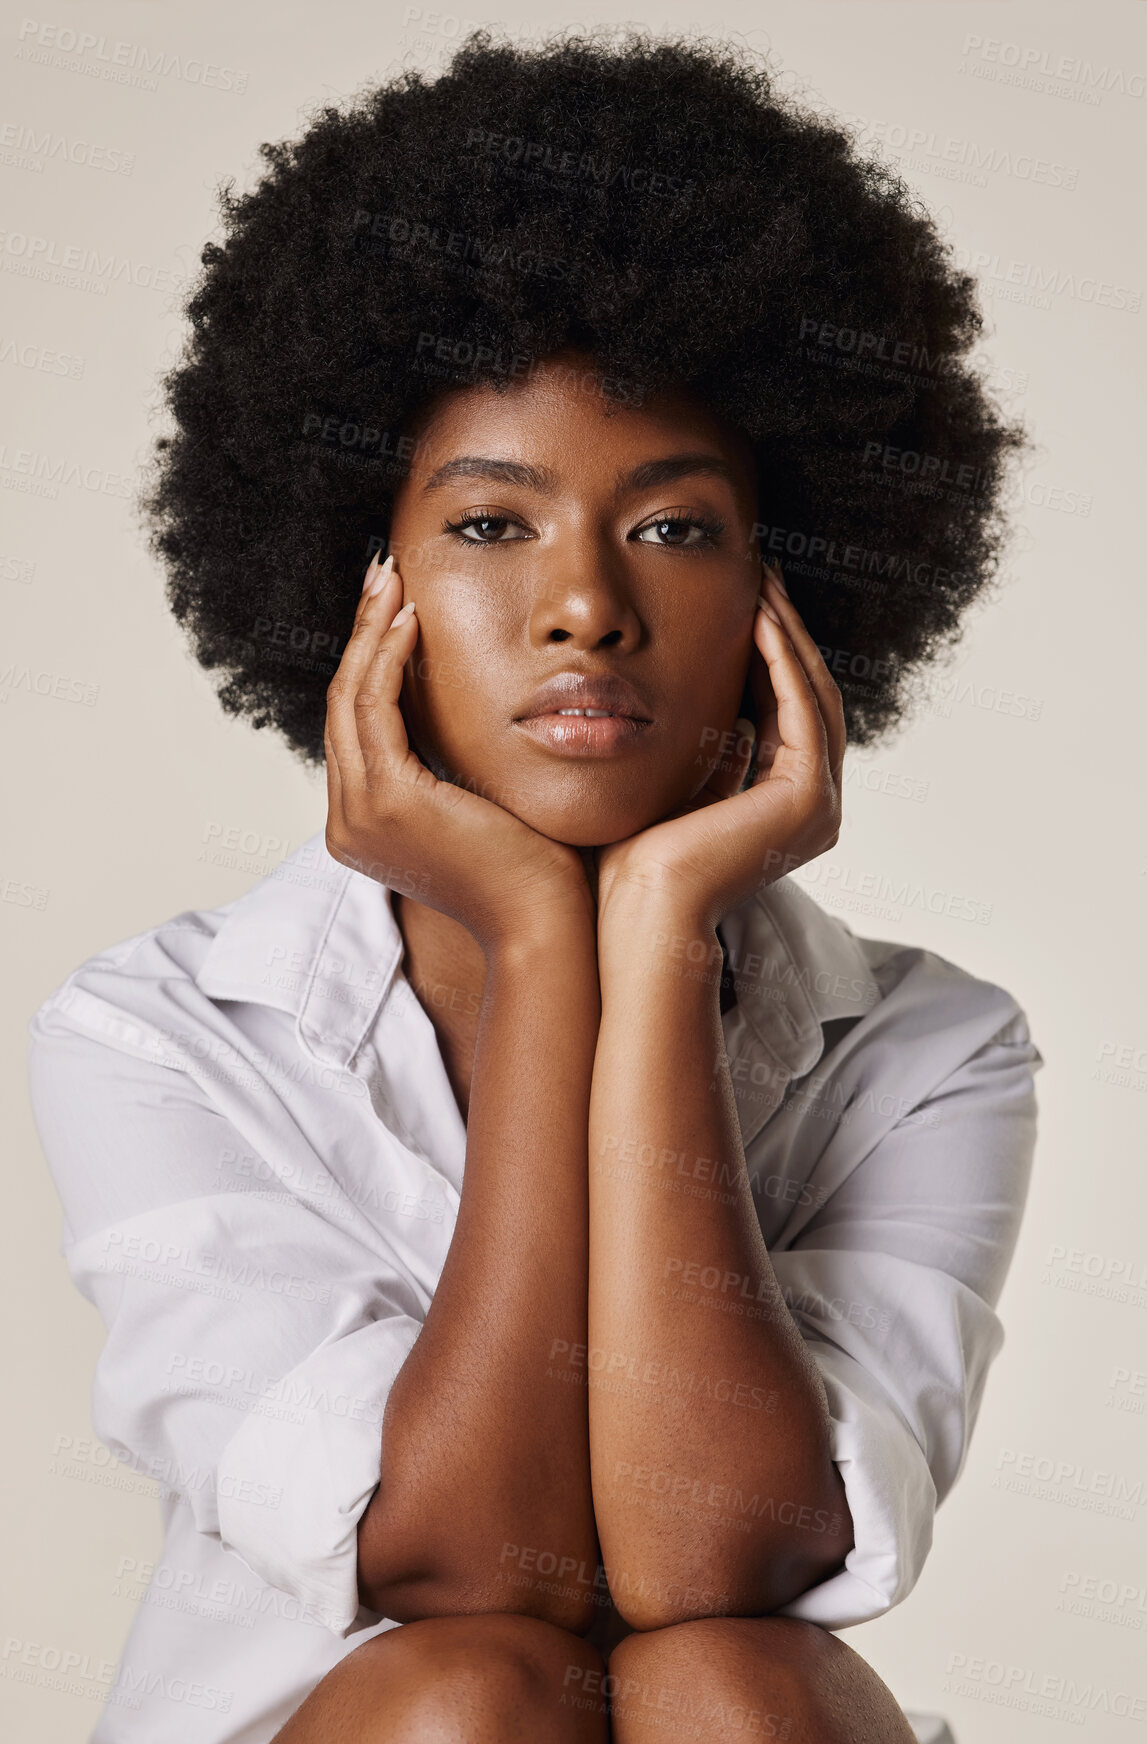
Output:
[634, 511, 725, 548]
[445, 511, 532, 544]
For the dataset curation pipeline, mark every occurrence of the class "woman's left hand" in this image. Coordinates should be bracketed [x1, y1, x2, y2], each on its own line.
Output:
[595, 564, 846, 931]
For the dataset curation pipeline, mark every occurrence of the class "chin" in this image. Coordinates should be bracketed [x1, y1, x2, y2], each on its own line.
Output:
[529, 813, 634, 849]
[510, 783, 692, 849]
[419, 735, 700, 845]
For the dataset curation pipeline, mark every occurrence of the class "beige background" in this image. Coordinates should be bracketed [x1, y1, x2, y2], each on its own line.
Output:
[4, 1, 1144, 1737]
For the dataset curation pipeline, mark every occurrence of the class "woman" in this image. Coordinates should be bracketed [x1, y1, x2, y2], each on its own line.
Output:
[29, 28, 1042, 1743]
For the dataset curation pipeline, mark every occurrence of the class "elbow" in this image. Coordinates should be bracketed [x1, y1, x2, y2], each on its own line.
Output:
[360, 1566, 599, 1636]
[609, 1576, 746, 1635]
[739, 1511, 855, 1616]
[358, 1510, 600, 1636]
[605, 1524, 855, 1633]
[602, 1547, 747, 1634]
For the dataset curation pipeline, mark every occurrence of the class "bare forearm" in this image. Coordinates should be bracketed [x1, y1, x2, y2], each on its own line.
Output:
[588, 895, 853, 1626]
[359, 915, 601, 1628]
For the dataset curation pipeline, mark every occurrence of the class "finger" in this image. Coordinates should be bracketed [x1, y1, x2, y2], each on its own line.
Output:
[323, 712, 357, 871]
[354, 584, 421, 767]
[325, 555, 405, 778]
[325, 551, 396, 776]
[762, 566, 847, 786]
[694, 714, 756, 806]
[323, 714, 345, 817]
[683, 711, 756, 812]
[750, 591, 829, 785]
[324, 711, 341, 789]
[746, 639, 777, 773]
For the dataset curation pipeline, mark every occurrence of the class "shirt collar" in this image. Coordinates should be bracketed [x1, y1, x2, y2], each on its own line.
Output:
[196, 832, 879, 1105]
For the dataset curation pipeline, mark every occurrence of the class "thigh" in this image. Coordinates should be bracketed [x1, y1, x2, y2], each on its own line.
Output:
[271, 1612, 610, 1743]
[606, 1616, 918, 1744]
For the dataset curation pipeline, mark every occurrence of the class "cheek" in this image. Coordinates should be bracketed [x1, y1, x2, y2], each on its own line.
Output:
[403, 624, 506, 762]
[669, 635, 748, 723]
[408, 645, 472, 721]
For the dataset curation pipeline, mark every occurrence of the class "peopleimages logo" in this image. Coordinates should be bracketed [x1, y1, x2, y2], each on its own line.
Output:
[959, 34, 1145, 101]
[795, 862, 993, 927]
[951, 247, 1141, 313]
[15, 19, 249, 94]
[0, 228, 189, 293]
[943, 1650, 1147, 1721]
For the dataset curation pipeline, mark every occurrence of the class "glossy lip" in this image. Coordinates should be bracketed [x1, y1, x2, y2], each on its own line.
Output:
[515, 713, 650, 756]
[512, 671, 654, 758]
[513, 671, 654, 724]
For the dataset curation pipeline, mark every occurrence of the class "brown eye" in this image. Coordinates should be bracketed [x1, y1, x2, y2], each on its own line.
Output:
[634, 513, 724, 547]
[447, 512, 531, 543]
[638, 517, 696, 545]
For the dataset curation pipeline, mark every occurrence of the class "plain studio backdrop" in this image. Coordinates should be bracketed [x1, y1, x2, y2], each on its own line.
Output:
[3, 1, 1143, 1738]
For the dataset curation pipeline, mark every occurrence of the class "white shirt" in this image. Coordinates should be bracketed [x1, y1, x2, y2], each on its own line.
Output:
[28, 831, 1043, 1743]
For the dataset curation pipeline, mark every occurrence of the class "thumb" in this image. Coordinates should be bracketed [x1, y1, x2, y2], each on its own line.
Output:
[695, 715, 757, 806]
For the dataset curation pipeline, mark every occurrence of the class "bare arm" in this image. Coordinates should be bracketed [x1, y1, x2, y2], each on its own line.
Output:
[323, 551, 603, 1631]
[356, 913, 602, 1631]
[585, 569, 859, 1630]
[586, 889, 853, 1629]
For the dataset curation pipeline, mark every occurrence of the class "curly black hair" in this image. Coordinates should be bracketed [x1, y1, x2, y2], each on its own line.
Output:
[139, 26, 1029, 767]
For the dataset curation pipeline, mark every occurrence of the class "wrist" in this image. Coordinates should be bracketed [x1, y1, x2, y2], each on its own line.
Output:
[472, 866, 598, 957]
[485, 898, 599, 974]
[597, 886, 718, 976]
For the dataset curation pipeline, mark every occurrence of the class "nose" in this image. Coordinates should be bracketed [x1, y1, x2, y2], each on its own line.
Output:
[527, 535, 643, 652]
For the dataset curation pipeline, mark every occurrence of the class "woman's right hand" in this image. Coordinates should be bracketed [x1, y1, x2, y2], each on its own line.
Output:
[324, 550, 593, 953]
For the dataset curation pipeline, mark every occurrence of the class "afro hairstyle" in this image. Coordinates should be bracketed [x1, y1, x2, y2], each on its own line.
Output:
[139, 26, 1029, 766]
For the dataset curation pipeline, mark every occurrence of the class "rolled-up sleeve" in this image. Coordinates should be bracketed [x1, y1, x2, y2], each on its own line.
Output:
[28, 1007, 426, 1637]
[214, 1315, 423, 1631]
[771, 1004, 1043, 1630]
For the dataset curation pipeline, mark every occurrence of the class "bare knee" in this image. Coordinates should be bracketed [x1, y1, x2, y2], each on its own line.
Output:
[608, 1619, 811, 1738]
[274, 1612, 607, 1743]
[609, 1617, 916, 1743]
[611, 1613, 835, 1687]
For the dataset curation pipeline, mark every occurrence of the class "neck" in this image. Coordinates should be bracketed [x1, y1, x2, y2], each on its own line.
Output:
[577, 847, 600, 907]
[394, 847, 599, 978]
[392, 889, 488, 993]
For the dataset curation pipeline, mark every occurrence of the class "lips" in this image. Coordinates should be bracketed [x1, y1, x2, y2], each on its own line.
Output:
[514, 671, 653, 724]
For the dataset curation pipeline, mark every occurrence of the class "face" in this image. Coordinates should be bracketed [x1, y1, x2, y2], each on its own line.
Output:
[387, 348, 766, 848]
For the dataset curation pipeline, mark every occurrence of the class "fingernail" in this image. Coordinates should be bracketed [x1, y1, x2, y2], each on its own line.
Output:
[735, 716, 755, 741]
[362, 549, 382, 591]
[366, 553, 395, 598]
[757, 595, 781, 625]
[392, 599, 416, 624]
[770, 567, 789, 598]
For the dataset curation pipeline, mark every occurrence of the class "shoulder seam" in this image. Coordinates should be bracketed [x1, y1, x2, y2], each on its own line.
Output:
[37, 917, 220, 1003]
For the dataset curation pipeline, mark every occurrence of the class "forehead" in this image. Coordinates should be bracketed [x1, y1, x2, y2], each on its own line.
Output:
[398, 355, 758, 499]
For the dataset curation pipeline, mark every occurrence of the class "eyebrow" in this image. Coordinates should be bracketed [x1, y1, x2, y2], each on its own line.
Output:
[421, 456, 559, 494]
[420, 451, 742, 496]
[621, 452, 742, 493]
